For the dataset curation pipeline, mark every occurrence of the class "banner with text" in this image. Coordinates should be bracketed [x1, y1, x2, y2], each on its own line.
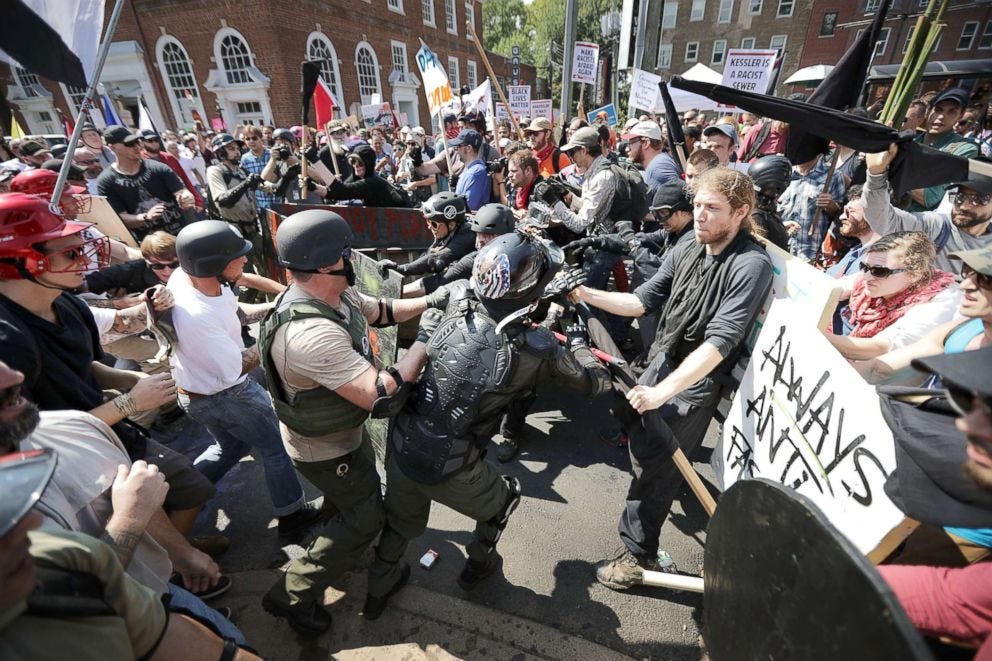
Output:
[415, 40, 454, 117]
[719, 49, 779, 109]
[628, 68, 662, 114]
[530, 98, 553, 122]
[712, 300, 904, 555]
[571, 42, 600, 85]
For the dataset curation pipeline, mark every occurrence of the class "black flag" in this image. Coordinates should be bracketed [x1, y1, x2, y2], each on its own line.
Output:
[658, 81, 685, 174]
[670, 76, 969, 198]
[0, 0, 87, 88]
[301, 60, 322, 126]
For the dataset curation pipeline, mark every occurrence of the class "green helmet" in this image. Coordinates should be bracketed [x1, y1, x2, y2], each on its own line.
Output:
[175, 220, 252, 278]
[276, 209, 354, 271]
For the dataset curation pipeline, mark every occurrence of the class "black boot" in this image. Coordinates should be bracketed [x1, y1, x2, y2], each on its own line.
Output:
[457, 552, 503, 591]
[362, 562, 410, 620]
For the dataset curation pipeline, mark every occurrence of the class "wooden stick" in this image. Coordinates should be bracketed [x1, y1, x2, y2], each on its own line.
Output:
[466, 20, 525, 141]
[299, 122, 310, 200]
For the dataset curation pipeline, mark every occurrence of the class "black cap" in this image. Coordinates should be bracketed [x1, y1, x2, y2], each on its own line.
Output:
[103, 125, 141, 145]
[19, 140, 50, 157]
[41, 158, 86, 181]
[913, 346, 992, 398]
[651, 180, 693, 212]
[139, 129, 160, 140]
[0, 448, 57, 536]
[931, 87, 970, 109]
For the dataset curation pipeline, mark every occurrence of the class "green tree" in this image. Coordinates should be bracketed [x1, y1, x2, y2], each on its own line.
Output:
[482, 0, 534, 63]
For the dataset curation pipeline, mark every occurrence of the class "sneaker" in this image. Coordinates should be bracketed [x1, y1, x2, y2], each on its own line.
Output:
[262, 592, 332, 635]
[190, 535, 230, 558]
[496, 435, 522, 463]
[278, 499, 324, 541]
[362, 562, 410, 621]
[170, 573, 232, 601]
[457, 552, 502, 591]
[595, 548, 658, 591]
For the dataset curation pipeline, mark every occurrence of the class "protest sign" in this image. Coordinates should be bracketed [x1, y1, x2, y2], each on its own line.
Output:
[360, 102, 396, 129]
[719, 49, 779, 110]
[508, 85, 531, 118]
[571, 42, 600, 85]
[628, 68, 662, 114]
[462, 79, 496, 131]
[530, 99, 553, 122]
[587, 103, 618, 127]
[712, 300, 905, 555]
[495, 103, 511, 122]
[415, 40, 454, 116]
[79, 196, 138, 248]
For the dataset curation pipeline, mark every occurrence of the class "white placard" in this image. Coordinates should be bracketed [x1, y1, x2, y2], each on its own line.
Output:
[415, 40, 454, 117]
[712, 300, 904, 555]
[628, 68, 662, 114]
[508, 85, 532, 118]
[530, 99, 553, 121]
[571, 42, 600, 85]
[721, 49, 779, 94]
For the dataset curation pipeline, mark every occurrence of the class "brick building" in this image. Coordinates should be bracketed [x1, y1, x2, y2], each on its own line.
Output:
[799, 0, 992, 99]
[640, 0, 813, 92]
[3, 0, 537, 136]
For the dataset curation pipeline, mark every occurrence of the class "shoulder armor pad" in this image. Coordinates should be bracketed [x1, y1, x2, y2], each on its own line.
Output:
[521, 326, 562, 359]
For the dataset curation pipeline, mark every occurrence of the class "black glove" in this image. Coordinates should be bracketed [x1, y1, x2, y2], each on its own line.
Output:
[245, 173, 263, 190]
[410, 146, 423, 168]
[302, 144, 318, 163]
[416, 307, 445, 344]
[533, 180, 563, 207]
[563, 235, 629, 255]
[448, 174, 459, 191]
[377, 259, 401, 278]
[564, 322, 590, 351]
[541, 265, 587, 301]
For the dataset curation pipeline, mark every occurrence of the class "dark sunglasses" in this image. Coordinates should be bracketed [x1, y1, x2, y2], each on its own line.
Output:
[859, 262, 906, 278]
[651, 207, 673, 223]
[953, 192, 992, 207]
[962, 264, 992, 291]
[945, 383, 992, 419]
[147, 260, 180, 271]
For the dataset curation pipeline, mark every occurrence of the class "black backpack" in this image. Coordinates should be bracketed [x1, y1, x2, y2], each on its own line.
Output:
[608, 161, 650, 224]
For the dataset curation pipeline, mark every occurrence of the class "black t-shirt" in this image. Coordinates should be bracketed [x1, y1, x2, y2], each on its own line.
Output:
[95, 160, 185, 239]
[85, 259, 160, 296]
[0, 293, 105, 411]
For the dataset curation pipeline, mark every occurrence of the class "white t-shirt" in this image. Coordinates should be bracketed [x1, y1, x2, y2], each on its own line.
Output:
[168, 268, 245, 394]
[875, 286, 962, 350]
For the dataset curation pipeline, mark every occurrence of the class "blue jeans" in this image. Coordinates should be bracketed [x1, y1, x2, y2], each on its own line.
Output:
[179, 378, 304, 517]
[169, 585, 246, 645]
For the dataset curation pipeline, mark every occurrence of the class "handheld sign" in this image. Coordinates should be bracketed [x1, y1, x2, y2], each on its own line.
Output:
[530, 99, 553, 122]
[587, 103, 618, 127]
[508, 85, 531, 118]
[719, 49, 780, 110]
[628, 68, 662, 114]
[415, 40, 453, 117]
[571, 42, 600, 86]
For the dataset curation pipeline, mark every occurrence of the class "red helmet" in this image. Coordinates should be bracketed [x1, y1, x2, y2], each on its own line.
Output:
[0, 192, 104, 280]
[9, 169, 91, 216]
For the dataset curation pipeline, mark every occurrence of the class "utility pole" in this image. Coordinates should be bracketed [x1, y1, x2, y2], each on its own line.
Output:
[560, 0, 578, 121]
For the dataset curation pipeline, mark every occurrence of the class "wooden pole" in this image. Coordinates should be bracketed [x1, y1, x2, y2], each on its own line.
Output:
[577, 83, 586, 120]
[466, 20, 525, 141]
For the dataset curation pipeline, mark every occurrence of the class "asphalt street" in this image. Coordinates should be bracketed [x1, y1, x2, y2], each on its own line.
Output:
[173, 381, 719, 659]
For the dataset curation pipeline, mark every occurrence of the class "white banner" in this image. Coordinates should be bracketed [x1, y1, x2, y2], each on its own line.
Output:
[415, 40, 454, 117]
[571, 41, 600, 86]
[721, 49, 779, 94]
[508, 85, 532, 118]
[461, 79, 495, 132]
[530, 99, 553, 122]
[628, 68, 662, 114]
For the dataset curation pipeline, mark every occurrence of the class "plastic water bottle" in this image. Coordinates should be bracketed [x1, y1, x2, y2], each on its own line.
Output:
[656, 550, 678, 574]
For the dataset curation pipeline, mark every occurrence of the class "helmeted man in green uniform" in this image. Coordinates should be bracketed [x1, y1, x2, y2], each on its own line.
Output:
[258, 209, 448, 634]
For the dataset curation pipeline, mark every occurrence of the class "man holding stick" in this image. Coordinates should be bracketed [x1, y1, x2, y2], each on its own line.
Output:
[571, 168, 773, 588]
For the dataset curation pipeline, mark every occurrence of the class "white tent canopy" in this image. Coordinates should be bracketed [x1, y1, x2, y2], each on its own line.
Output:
[666, 63, 722, 112]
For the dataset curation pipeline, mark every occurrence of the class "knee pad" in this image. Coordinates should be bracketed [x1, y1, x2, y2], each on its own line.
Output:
[484, 476, 522, 549]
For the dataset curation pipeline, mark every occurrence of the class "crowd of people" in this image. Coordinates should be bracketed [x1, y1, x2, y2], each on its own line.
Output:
[1, 78, 992, 658]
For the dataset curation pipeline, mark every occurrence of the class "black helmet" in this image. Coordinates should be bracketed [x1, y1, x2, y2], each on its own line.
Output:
[210, 133, 241, 152]
[272, 128, 296, 144]
[469, 204, 516, 235]
[472, 232, 563, 319]
[276, 209, 354, 271]
[423, 191, 467, 223]
[176, 220, 252, 278]
[748, 155, 793, 200]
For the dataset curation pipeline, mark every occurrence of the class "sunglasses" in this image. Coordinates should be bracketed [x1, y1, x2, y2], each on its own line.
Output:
[42, 236, 110, 272]
[147, 260, 180, 271]
[859, 262, 907, 278]
[651, 208, 673, 223]
[945, 383, 992, 419]
[962, 264, 992, 291]
[953, 192, 992, 207]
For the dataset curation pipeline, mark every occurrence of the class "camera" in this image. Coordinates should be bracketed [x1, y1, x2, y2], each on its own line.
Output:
[274, 145, 292, 160]
[485, 157, 507, 175]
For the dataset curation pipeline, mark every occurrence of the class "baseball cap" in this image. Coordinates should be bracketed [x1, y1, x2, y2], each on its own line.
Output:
[561, 126, 600, 152]
[931, 87, 970, 109]
[139, 129, 160, 140]
[19, 140, 50, 157]
[443, 112, 458, 124]
[448, 129, 483, 149]
[0, 448, 57, 537]
[703, 123, 738, 145]
[41, 158, 87, 186]
[913, 346, 992, 400]
[650, 180, 693, 212]
[622, 120, 663, 142]
[624, 118, 639, 131]
[523, 117, 553, 133]
[950, 246, 992, 276]
[103, 125, 141, 145]
[951, 158, 992, 194]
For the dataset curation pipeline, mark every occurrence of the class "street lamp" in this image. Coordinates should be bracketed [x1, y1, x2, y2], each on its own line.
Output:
[600, 7, 622, 111]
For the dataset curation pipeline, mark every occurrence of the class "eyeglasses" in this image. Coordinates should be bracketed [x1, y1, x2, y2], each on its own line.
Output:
[962, 264, 992, 291]
[945, 383, 992, 419]
[953, 192, 992, 207]
[42, 236, 110, 273]
[651, 207, 673, 223]
[858, 262, 907, 278]
[147, 260, 180, 271]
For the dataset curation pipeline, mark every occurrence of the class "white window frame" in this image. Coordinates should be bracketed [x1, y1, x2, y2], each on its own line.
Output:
[718, 0, 734, 23]
[445, 0, 458, 35]
[156, 35, 208, 128]
[903, 26, 915, 53]
[711, 39, 727, 65]
[658, 43, 673, 69]
[465, 1, 475, 39]
[776, 0, 794, 18]
[980, 20, 992, 50]
[770, 34, 787, 51]
[874, 27, 891, 57]
[447, 55, 460, 88]
[214, 28, 255, 85]
[467, 60, 478, 88]
[387, 0, 404, 14]
[354, 41, 383, 105]
[685, 41, 699, 62]
[306, 32, 345, 110]
[14, 66, 42, 98]
[749, 0, 763, 14]
[391, 40, 409, 75]
[741, 36, 756, 49]
[422, 0, 436, 27]
[959, 21, 979, 51]
[662, 2, 678, 28]
[691, 0, 706, 21]
[864, 0, 880, 12]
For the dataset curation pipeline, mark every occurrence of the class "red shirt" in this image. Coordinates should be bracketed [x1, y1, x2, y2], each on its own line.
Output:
[736, 122, 788, 164]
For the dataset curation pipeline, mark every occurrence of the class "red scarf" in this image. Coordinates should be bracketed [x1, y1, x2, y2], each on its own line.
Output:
[516, 178, 536, 210]
[533, 142, 554, 164]
[445, 126, 460, 140]
[846, 269, 956, 338]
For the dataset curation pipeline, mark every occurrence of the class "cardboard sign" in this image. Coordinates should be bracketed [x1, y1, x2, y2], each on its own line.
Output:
[78, 196, 138, 247]
[415, 40, 454, 117]
[507, 85, 532, 118]
[720, 49, 779, 110]
[361, 102, 395, 129]
[712, 300, 905, 555]
[587, 103, 618, 127]
[571, 42, 600, 85]
[628, 68, 662, 114]
[530, 99, 553, 122]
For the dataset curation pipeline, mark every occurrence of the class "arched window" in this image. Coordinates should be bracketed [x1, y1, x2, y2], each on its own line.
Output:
[15, 67, 41, 98]
[354, 42, 382, 105]
[160, 39, 199, 105]
[306, 33, 344, 108]
[218, 32, 253, 84]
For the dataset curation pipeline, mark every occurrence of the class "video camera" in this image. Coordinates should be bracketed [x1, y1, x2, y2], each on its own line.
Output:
[485, 157, 508, 175]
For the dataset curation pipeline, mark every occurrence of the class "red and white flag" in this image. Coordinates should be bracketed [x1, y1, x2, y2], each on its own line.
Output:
[313, 78, 337, 129]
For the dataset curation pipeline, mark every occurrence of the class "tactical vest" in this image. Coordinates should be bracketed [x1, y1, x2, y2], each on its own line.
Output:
[258, 292, 373, 437]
